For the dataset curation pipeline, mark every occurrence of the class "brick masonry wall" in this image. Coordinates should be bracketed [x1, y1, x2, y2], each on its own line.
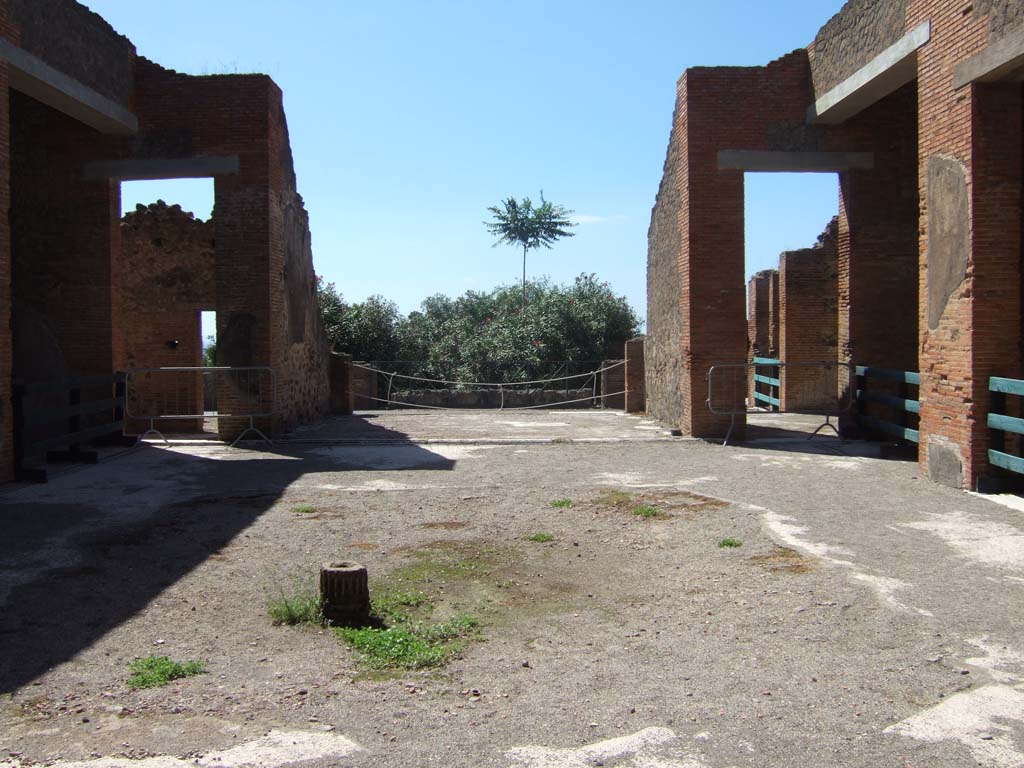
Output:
[9, 0, 135, 107]
[117, 201, 215, 433]
[10, 91, 121, 380]
[645, 87, 686, 429]
[647, 51, 819, 438]
[807, 0, 909, 96]
[132, 60, 330, 439]
[779, 219, 840, 412]
[624, 337, 646, 413]
[747, 270, 774, 404]
[911, 0, 1022, 489]
[600, 360, 626, 410]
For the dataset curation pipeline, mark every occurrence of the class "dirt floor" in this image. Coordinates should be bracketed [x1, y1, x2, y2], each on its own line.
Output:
[1, 410, 1023, 767]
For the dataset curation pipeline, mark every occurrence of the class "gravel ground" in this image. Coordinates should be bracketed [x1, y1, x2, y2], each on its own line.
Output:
[1, 411, 1022, 768]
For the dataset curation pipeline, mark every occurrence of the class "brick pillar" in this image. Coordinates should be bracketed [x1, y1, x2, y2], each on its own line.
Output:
[768, 270, 781, 358]
[214, 181, 273, 441]
[912, 0, 1023, 489]
[624, 338, 646, 413]
[329, 352, 353, 414]
[837, 84, 919, 376]
[0, 62, 11, 482]
[747, 270, 773, 404]
[779, 224, 839, 413]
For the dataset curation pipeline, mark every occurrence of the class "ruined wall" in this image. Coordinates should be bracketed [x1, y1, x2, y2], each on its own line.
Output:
[747, 271, 773, 357]
[974, 0, 1024, 40]
[779, 218, 840, 412]
[645, 91, 686, 429]
[117, 201, 215, 432]
[807, 0, 909, 96]
[624, 337, 646, 414]
[10, 91, 121, 380]
[9, 0, 135, 107]
[268, 102, 331, 433]
[132, 60, 331, 438]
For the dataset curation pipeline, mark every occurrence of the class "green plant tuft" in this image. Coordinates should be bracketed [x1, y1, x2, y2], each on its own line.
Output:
[718, 537, 743, 548]
[266, 577, 324, 626]
[550, 499, 573, 509]
[336, 614, 478, 670]
[633, 504, 659, 518]
[127, 656, 206, 689]
[291, 505, 317, 514]
[527, 532, 555, 543]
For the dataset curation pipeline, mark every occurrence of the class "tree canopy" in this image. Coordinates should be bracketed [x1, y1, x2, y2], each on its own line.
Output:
[318, 275, 641, 384]
[484, 193, 576, 310]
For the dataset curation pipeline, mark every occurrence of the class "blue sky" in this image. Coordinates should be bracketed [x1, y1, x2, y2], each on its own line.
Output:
[97, 0, 846, 327]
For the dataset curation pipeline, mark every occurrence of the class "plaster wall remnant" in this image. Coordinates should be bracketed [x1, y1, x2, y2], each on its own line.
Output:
[648, 0, 1023, 489]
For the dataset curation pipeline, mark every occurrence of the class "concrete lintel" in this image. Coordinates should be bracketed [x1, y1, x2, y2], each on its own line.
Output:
[83, 156, 241, 181]
[717, 150, 874, 173]
[953, 30, 1024, 89]
[809, 21, 930, 125]
[0, 38, 137, 135]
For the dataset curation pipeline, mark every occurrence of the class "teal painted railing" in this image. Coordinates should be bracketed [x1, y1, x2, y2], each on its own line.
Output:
[752, 357, 780, 410]
[989, 377, 1024, 475]
[855, 365, 920, 443]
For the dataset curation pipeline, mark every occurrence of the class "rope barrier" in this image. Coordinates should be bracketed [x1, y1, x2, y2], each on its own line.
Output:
[353, 390, 628, 412]
[350, 360, 624, 388]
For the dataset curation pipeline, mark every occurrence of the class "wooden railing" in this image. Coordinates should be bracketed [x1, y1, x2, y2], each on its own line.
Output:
[855, 365, 920, 443]
[752, 357, 780, 411]
[988, 376, 1024, 476]
[12, 373, 127, 482]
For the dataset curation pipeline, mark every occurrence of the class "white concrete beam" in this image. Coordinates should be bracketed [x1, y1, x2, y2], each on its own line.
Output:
[83, 156, 240, 181]
[717, 150, 874, 173]
[0, 38, 137, 135]
[808, 21, 930, 125]
[953, 30, 1024, 89]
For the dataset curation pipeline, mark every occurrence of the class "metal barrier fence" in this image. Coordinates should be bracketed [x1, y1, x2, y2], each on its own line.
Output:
[125, 366, 275, 446]
[989, 376, 1024, 475]
[854, 365, 920, 444]
[707, 361, 854, 445]
[752, 357, 781, 411]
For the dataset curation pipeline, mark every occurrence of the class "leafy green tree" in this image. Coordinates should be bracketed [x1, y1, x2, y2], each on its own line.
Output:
[317, 278, 402, 362]
[485, 193, 576, 310]
[203, 335, 217, 367]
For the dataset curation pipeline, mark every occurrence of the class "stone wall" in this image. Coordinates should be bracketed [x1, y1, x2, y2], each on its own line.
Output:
[624, 337, 646, 414]
[807, 0, 909, 97]
[116, 201, 215, 432]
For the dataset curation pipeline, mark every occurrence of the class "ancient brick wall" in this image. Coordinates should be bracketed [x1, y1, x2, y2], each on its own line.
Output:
[9, 0, 135, 107]
[807, 0, 909, 96]
[911, 0, 1022, 488]
[132, 60, 330, 438]
[624, 337, 646, 414]
[117, 201, 215, 433]
[779, 219, 840, 413]
[645, 89, 686, 429]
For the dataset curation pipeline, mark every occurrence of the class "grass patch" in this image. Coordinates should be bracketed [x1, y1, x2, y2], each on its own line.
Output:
[291, 505, 317, 514]
[527, 532, 555, 543]
[718, 537, 743, 549]
[594, 490, 634, 509]
[749, 546, 815, 573]
[266, 576, 324, 626]
[336, 614, 478, 670]
[632, 504, 659, 518]
[127, 656, 206, 689]
[550, 499, 573, 509]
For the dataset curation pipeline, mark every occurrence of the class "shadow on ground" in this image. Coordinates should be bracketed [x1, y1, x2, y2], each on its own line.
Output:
[0, 420, 455, 693]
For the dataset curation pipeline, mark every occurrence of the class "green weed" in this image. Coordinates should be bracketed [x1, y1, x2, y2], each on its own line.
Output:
[633, 504, 660, 518]
[291, 505, 317, 514]
[336, 615, 478, 669]
[527, 532, 555, 543]
[718, 537, 743, 549]
[550, 499, 573, 509]
[266, 576, 324, 626]
[127, 656, 206, 689]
